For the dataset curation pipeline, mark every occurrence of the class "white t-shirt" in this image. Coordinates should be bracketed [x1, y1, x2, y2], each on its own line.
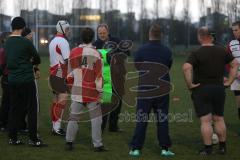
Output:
[228, 39, 240, 90]
[49, 35, 70, 78]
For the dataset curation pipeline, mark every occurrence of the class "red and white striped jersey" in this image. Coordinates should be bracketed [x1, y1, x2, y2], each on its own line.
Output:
[228, 39, 240, 90]
[67, 44, 103, 102]
[49, 34, 70, 78]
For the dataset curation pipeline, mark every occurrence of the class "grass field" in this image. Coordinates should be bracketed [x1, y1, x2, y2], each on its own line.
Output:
[0, 55, 240, 160]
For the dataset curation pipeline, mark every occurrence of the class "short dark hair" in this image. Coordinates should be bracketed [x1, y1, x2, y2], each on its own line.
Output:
[232, 21, 240, 27]
[149, 24, 161, 39]
[11, 17, 26, 30]
[198, 26, 214, 38]
[81, 27, 94, 44]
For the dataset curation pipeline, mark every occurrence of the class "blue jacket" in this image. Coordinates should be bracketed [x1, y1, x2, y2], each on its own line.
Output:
[134, 40, 172, 82]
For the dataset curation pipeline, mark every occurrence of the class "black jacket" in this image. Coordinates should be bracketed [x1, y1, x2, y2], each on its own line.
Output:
[93, 35, 122, 64]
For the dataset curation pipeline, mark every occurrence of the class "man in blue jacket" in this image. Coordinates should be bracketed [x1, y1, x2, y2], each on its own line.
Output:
[129, 24, 174, 157]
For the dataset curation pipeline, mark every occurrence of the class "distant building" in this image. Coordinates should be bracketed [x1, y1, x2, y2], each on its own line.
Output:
[199, 8, 230, 44]
[21, 9, 70, 51]
[20, 8, 102, 51]
[121, 12, 138, 40]
[0, 14, 11, 32]
[199, 8, 228, 29]
[70, 8, 101, 46]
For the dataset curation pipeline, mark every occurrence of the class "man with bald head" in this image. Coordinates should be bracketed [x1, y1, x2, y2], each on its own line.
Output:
[183, 26, 239, 155]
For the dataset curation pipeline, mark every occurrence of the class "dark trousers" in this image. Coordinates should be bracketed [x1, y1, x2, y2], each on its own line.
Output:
[8, 81, 38, 140]
[0, 76, 10, 128]
[130, 95, 172, 150]
[102, 99, 122, 131]
[102, 87, 123, 131]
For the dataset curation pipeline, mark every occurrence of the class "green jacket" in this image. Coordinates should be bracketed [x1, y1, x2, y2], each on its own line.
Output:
[4, 36, 40, 84]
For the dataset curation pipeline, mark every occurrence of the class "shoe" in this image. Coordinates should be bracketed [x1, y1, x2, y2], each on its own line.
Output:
[161, 149, 175, 157]
[94, 146, 108, 152]
[52, 128, 66, 136]
[28, 139, 47, 147]
[198, 149, 212, 155]
[129, 149, 140, 157]
[65, 142, 73, 151]
[9, 139, 24, 145]
[218, 147, 226, 155]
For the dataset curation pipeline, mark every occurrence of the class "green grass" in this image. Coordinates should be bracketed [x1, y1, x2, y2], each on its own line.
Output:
[0, 55, 240, 160]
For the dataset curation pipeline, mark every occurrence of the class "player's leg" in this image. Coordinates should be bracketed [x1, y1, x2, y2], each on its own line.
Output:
[65, 101, 83, 150]
[88, 102, 106, 151]
[0, 76, 10, 131]
[192, 86, 213, 155]
[52, 93, 68, 136]
[8, 84, 23, 144]
[234, 91, 240, 120]
[129, 99, 151, 156]
[153, 95, 174, 156]
[212, 86, 226, 154]
[213, 115, 226, 154]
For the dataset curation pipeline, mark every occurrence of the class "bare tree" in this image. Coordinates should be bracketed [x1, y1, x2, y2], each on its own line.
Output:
[104, 0, 118, 11]
[99, 0, 107, 12]
[140, 0, 148, 19]
[127, 0, 134, 13]
[154, 0, 161, 19]
[15, 0, 25, 11]
[211, 0, 225, 15]
[199, 0, 206, 16]
[229, 0, 240, 22]
[99, 0, 107, 22]
[54, 0, 64, 15]
[183, 0, 191, 48]
[227, 1, 234, 25]
[0, 0, 4, 15]
[139, 0, 149, 43]
[168, 0, 177, 46]
[109, 0, 114, 10]
[211, 0, 226, 42]
[169, 0, 177, 20]
[0, 0, 4, 31]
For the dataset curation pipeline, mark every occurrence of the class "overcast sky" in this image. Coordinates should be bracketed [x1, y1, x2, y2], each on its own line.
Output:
[2, 0, 209, 22]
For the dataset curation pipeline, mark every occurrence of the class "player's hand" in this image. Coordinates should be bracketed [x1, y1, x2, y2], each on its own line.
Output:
[188, 83, 200, 90]
[97, 91, 103, 103]
[224, 80, 231, 88]
[223, 77, 228, 83]
[34, 70, 40, 79]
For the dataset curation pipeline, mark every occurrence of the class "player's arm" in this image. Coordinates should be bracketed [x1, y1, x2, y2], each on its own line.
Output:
[224, 58, 239, 87]
[60, 40, 70, 63]
[33, 65, 40, 79]
[182, 63, 200, 89]
[224, 44, 232, 77]
[94, 57, 103, 93]
[182, 52, 200, 90]
[29, 42, 41, 65]
[59, 40, 70, 77]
